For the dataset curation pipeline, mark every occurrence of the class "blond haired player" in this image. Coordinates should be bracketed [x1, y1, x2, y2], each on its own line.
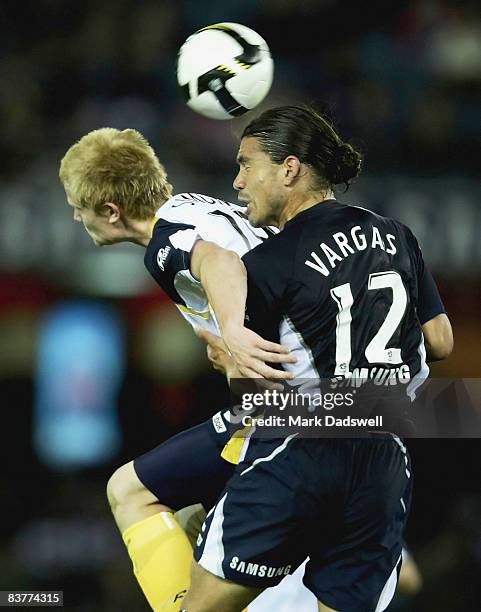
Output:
[59, 127, 318, 612]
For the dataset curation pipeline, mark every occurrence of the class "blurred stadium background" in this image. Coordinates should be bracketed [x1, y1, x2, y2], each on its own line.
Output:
[0, 1, 480, 610]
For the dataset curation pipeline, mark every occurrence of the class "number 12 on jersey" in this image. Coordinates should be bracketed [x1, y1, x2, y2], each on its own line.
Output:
[330, 270, 408, 376]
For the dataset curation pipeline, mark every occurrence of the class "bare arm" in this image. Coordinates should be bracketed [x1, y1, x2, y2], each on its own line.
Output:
[190, 240, 247, 331]
[190, 240, 295, 379]
[422, 313, 453, 361]
[195, 327, 283, 394]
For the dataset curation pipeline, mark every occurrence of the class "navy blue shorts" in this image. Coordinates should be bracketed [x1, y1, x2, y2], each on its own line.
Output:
[195, 434, 412, 611]
[133, 410, 237, 511]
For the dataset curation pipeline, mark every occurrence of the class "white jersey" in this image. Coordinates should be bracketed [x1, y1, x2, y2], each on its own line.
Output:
[251, 561, 317, 611]
[144, 192, 277, 334]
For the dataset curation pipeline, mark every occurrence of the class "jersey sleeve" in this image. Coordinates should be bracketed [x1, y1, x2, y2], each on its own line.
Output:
[403, 224, 446, 325]
[144, 218, 201, 303]
[242, 238, 292, 340]
[417, 267, 446, 325]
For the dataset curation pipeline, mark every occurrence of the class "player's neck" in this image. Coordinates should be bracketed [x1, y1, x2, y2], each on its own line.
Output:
[123, 217, 156, 247]
[279, 189, 335, 229]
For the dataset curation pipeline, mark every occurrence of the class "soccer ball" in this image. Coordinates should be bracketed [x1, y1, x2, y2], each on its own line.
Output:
[177, 22, 274, 120]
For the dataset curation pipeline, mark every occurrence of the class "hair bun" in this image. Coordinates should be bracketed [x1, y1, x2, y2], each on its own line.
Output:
[327, 142, 363, 186]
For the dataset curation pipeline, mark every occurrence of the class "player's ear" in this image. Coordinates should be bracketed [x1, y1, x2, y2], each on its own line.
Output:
[283, 156, 301, 185]
[104, 202, 121, 223]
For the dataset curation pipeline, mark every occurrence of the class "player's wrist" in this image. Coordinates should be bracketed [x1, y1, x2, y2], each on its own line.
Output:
[220, 321, 245, 345]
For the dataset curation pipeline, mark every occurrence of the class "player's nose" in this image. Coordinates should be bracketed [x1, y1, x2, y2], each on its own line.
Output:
[233, 170, 244, 191]
[73, 210, 81, 222]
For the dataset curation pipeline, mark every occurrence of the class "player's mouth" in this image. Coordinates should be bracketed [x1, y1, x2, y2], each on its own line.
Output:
[238, 197, 253, 216]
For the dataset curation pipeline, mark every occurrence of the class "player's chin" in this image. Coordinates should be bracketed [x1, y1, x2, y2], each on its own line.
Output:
[96, 236, 118, 247]
[247, 209, 261, 227]
[89, 234, 105, 246]
[248, 214, 266, 228]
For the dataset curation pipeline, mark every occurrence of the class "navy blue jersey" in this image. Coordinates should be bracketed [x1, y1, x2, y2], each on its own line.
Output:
[242, 200, 443, 387]
[417, 264, 445, 325]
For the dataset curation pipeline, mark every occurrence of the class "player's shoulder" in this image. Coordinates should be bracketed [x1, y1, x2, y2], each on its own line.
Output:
[144, 198, 199, 277]
[155, 192, 278, 251]
[155, 192, 245, 223]
[346, 203, 417, 238]
[242, 220, 297, 265]
[340, 201, 392, 225]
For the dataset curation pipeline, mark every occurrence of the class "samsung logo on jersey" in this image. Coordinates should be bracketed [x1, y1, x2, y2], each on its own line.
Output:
[157, 246, 171, 271]
[305, 225, 397, 277]
[229, 556, 292, 578]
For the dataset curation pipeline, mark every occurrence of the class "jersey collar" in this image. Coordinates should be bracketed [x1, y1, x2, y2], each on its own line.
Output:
[284, 199, 341, 228]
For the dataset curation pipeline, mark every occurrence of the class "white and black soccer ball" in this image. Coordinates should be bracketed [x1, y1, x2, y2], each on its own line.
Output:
[177, 22, 274, 120]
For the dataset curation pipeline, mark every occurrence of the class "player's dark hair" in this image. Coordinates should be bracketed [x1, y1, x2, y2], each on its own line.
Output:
[242, 105, 362, 190]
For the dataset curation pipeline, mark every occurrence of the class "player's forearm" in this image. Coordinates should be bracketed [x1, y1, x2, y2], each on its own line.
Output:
[192, 242, 247, 333]
[191, 241, 295, 380]
[201, 250, 247, 332]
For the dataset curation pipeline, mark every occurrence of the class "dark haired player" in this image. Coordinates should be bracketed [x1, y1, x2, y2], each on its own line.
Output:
[182, 106, 453, 612]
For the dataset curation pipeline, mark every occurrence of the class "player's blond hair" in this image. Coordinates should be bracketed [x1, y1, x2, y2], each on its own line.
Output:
[59, 128, 173, 219]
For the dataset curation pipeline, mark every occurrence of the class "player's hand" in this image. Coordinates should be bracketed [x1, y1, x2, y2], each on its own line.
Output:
[194, 327, 237, 377]
[221, 325, 296, 380]
[195, 327, 285, 392]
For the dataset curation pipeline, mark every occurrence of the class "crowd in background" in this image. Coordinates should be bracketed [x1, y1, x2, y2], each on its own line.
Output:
[1, 0, 480, 179]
